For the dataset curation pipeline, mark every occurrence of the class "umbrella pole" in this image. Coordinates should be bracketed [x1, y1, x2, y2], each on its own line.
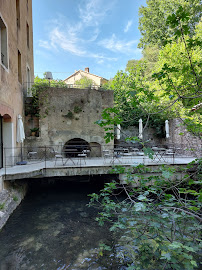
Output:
[21, 142, 23, 162]
[16, 142, 27, 165]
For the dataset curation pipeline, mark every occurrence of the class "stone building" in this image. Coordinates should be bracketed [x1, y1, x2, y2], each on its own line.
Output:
[25, 87, 114, 156]
[0, 0, 34, 168]
[64, 68, 108, 89]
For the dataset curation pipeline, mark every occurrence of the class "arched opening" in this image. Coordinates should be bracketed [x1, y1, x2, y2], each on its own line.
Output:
[64, 138, 90, 157]
[0, 113, 13, 168]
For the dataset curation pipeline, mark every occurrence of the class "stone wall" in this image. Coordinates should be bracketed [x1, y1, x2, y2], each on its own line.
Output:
[25, 87, 114, 152]
[167, 118, 201, 157]
[120, 126, 165, 146]
[120, 119, 201, 157]
[0, 181, 27, 230]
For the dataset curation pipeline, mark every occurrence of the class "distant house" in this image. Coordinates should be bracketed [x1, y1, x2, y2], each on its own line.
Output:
[64, 67, 108, 89]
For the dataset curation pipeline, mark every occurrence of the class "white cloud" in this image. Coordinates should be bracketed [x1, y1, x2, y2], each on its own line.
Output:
[38, 1, 118, 62]
[90, 53, 117, 62]
[39, 27, 117, 63]
[39, 27, 86, 56]
[79, 0, 115, 26]
[39, 40, 52, 50]
[98, 34, 140, 54]
[124, 20, 133, 33]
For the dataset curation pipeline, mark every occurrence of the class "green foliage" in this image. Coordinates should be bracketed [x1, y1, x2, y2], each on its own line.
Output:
[89, 161, 202, 269]
[30, 127, 39, 132]
[126, 45, 160, 79]
[92, 8, 202, 269]
[13, 196, 18, 202]
[0, 203, 5, 210]
[63, 106, 82, 120]
[98, 242, 112, 257]
[138, 0, 202, 48]
[101, 69, 174, 138]
[63, 111, 74, 119]
[73, 105, 82, 113]
[29, 76, 68, 118]
[75, 77, 95, 88]
[102, 5, 202, 138]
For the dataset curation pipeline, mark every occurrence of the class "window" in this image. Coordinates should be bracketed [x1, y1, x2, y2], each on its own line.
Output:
[18, 50, 22, 83]
[26, 23, 29, 48]
[16, 0, 20, 28]
[0, 16, 8, 69]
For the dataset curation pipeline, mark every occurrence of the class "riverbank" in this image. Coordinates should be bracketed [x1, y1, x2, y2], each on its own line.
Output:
[0, 181, 27, 230]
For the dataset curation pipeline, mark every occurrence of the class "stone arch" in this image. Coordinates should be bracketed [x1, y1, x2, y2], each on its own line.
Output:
[64, 138, 90, 157]
[0, 108, 13, 168]
[0, 103, 14, 120]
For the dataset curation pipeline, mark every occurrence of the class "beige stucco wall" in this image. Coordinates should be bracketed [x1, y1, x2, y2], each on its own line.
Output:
[27, 87, 114, 152]
[64, 71, 107, 87]
[0, 0, 34, 158]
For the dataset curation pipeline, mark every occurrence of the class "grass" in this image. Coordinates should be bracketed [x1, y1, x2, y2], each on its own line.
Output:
[0, 203, 5, 210]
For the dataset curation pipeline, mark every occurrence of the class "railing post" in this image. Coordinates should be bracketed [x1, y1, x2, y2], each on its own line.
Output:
[45, 146, 47, 169]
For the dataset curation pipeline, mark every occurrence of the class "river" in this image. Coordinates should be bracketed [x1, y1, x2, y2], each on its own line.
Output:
[0, 178, 123, 270]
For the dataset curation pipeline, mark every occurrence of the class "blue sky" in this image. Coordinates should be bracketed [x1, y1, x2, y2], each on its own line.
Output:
[32, 0, 146, 81]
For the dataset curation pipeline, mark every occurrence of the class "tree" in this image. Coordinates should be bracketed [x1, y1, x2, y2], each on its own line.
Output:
[92, 7, 202, 269]
[138, 0, 202, 48]
[126, 45, 159, 78]
[104, 5, 202, 138]
[75, 77, 95, 88]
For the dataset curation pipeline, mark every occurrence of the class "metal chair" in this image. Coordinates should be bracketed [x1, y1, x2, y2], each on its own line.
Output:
[77, 151, 87, 165]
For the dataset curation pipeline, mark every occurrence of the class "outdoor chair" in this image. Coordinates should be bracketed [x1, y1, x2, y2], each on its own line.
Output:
[27, 151, 37, 159]
[77, 151, 87, 165]
[55, 153, 64, 166]
[103, 149, 112, 164]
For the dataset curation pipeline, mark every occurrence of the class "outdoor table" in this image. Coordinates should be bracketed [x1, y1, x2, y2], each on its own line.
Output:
[114, 148, 124, 155]
[62, 151, 77, 166]
[64, 148, 78, 157]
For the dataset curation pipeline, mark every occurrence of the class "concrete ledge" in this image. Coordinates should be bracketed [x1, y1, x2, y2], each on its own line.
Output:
[3, 169, 43, 181]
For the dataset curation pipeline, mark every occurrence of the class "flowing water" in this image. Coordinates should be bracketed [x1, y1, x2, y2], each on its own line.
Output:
[0, 179, 123, 270]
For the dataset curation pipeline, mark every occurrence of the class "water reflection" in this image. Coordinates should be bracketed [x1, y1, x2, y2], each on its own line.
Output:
[0, 179, 121, 269]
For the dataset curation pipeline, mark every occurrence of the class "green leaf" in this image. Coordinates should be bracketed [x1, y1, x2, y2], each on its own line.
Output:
[161, 252, 171, 261]
[137, 195, 147, 201]
[134, 202, 146, 211]
[190, 260, 197, 267]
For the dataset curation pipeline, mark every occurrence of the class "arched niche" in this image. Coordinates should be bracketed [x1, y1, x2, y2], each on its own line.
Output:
[64, 138, 90, 157]
[0, 112, 13, 168]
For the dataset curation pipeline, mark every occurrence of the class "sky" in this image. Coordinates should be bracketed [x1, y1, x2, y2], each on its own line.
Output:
[32, 0, 147, 81]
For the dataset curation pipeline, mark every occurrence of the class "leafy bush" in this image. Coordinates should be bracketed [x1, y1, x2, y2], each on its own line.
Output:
[89, 161, 202, 269]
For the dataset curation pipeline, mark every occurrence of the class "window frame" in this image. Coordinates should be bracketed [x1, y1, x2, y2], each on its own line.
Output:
[0, 13, 9, 71]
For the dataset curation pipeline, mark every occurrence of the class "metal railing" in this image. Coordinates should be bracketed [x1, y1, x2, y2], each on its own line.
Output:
[1, 143, 199, 171]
